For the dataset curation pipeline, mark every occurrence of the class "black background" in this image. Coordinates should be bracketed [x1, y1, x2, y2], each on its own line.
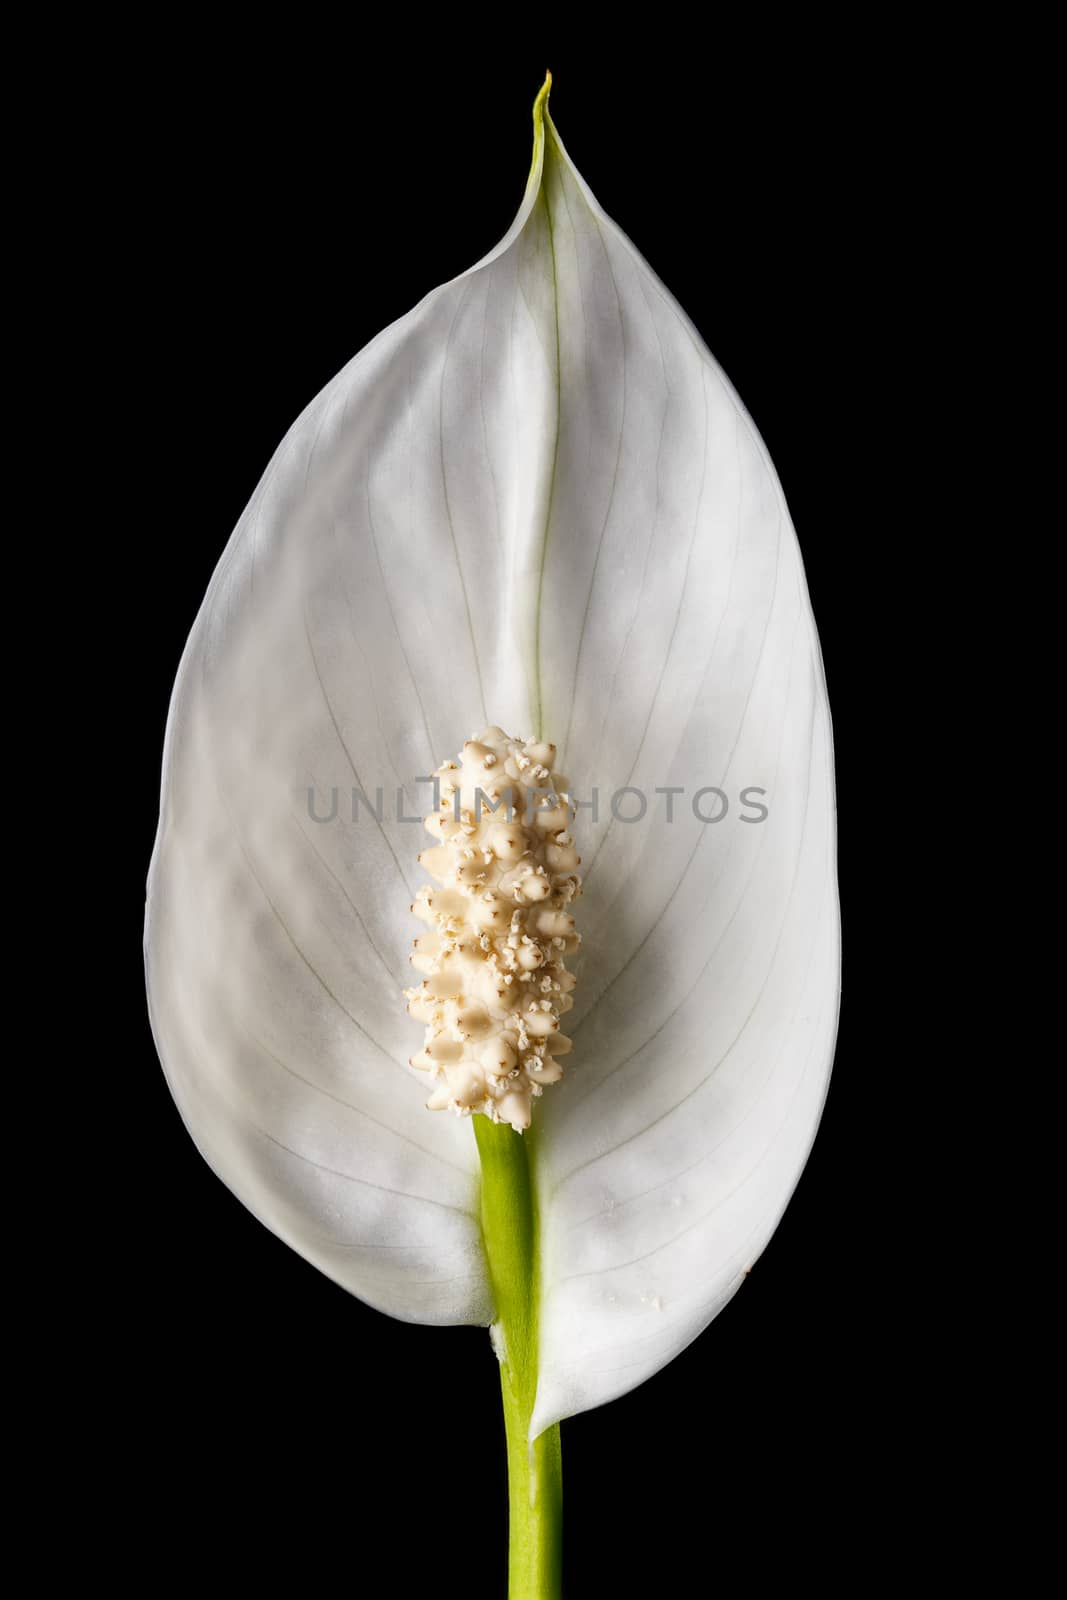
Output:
[84, 36, 920, 1593]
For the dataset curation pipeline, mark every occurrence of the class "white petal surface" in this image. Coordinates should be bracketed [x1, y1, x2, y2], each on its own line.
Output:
[145, 94, 838, 1384]
[144, 126, 553, 1327]
[525, 118, 839, 1432]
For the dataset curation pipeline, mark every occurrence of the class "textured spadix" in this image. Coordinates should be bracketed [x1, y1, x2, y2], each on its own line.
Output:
[406, 727, 581, 1133]
[145, 86, 839, 1433]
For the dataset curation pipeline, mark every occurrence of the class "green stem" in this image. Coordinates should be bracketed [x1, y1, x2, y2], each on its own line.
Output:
[474, 1117, 563, 1600]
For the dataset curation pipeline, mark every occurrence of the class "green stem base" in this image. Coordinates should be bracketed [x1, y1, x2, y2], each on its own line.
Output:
[499, 1369, 563, 1598]
[474, 1117, 562, 1599]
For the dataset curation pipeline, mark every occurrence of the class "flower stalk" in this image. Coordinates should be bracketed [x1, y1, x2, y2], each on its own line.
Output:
[475, 1117, 562, 1600]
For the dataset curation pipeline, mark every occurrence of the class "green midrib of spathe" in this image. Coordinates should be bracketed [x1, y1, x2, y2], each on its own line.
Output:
[474, 1116, 562, 1600]
[529, 70, 561, 745]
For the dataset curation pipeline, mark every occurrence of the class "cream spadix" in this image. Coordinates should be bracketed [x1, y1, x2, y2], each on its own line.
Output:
[405, 726, 581, 1132]
[144, 74, 839, 1442]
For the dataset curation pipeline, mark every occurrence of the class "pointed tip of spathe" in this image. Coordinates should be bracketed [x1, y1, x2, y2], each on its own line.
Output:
[534, 70, 552, 122]
[525, 73, 555, 201]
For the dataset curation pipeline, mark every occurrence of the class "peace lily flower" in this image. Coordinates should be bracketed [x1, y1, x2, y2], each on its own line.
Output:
[145, 74, 839, 1598]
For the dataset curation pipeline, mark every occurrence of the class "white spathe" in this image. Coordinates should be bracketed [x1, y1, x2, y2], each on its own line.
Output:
[145, 91, 839, 1434]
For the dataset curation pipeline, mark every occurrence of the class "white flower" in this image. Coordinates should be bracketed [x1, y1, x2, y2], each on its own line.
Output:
[145, 74, 839, 1450]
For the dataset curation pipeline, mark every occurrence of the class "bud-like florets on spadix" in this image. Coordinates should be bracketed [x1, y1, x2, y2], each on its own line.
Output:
[404, 726, 581, 1132]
